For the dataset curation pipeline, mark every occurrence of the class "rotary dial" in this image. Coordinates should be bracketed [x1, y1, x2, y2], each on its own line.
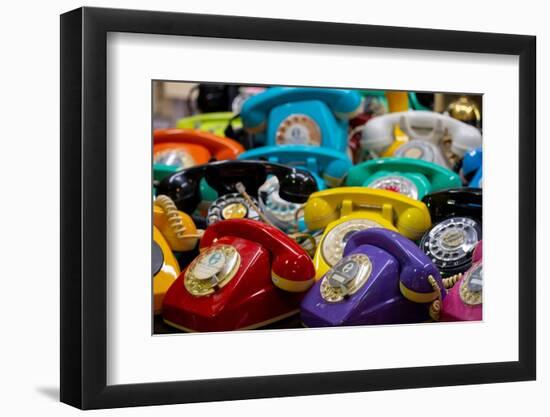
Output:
[276, 113, 322, 146]
[320, 254, 372, 302]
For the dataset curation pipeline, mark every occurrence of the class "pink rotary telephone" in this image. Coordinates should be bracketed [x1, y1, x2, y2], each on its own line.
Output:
[440, 241, 483, 322]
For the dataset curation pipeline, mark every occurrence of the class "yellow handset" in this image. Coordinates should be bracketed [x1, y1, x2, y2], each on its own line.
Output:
[303, 187, 432, 280]
[153, 195, 204, 314]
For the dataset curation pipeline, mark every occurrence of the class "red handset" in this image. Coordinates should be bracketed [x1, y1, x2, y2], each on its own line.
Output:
[200, 219, 315, 291]
[162, 219, 315, 332]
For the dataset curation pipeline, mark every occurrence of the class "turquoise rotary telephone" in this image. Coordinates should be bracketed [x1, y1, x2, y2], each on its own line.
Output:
[238, 145, 353, 189]
[345, 157, 462, 200]
[240, 86, 363, 153]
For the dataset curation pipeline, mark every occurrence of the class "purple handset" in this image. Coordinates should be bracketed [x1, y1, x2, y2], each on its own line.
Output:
[301, 228, 445, 327]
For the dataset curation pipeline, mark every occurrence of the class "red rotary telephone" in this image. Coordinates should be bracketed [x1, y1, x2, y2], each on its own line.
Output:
[162, 218, 316, 332]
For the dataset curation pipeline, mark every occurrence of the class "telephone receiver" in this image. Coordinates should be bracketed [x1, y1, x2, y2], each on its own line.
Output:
[176, 112, 242, 137]
[241, 87, 363, 133]
[360, 111, 482, 159]
[153, 128, 244, 181]
[200, 219, 315, 291]
[156, 160, 318, 219]
[301, 228, 445, 327]
[344, 228, 445, 302]
[440, 240, 483, 322]
[345, 157, 462, 200]
[304, 187, 432, 240]
[422, 187, 482, 224]
[420, 188, 482, 277]
[238, 144, 353, 189]
[152, 195, 203, 314]
[461, 146, 483, 188]
[162, 219, 316, 332]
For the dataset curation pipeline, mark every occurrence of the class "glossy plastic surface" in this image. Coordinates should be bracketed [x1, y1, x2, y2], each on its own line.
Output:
[238, 144, 353, 188]
[301, 228, 443, 327]
[440, 241, 483, 321]
[162, 219, 315, 332]
[462, 147, 483, 188]
[422, 188, 482, 223]
[241, 87, 362, 152]
[176, 112, 242, 137]
[153, 128, 245, 181]
[303, 187, 432, 280]
[157, 160, 318, 215]
[345, 157, 462, 200]
[153, 226, 180, 314]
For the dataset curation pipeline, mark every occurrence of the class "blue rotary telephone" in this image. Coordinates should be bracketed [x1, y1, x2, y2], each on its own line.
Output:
[238, 145, 353, 189]
[461, 146, 482, 188]
[240, 87, 363, 152]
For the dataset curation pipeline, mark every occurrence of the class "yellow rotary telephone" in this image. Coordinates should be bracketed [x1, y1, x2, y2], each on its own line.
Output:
[152, 195, 203, 314]
[303, 187, 432, 280]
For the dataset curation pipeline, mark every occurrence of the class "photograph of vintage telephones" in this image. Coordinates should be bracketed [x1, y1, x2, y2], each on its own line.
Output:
[151, 82, 483, 334]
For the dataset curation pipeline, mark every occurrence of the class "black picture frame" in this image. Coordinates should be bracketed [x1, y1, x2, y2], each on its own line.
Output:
[60, 6, 536, 410]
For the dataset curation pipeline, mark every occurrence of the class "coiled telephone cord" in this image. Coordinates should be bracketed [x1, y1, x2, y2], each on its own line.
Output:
[155, 195, 203, 241]
[442, 273, 462, 289]
[237, 183, 317, 256]
[427, 275, 443, 322]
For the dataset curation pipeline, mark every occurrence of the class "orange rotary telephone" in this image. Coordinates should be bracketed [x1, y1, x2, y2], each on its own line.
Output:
[152, 195, 203, 314]
[162, 218, 316, 332]
[153, 128, 245, 181]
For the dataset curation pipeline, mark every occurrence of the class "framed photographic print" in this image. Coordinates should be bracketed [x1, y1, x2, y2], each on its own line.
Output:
[60, 6, 536, 410]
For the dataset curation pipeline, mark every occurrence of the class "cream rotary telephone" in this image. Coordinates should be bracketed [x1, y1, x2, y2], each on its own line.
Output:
[359, 111, 482, 168]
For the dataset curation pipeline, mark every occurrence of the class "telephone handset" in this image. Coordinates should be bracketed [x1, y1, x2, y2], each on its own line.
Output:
[440, 241, 483, 322]
[152, 195, 203, 314]
[420, 188, 482, 277]
[303, 187, 432, 280]
[153, 128, 245, 181]
[162, 219, 316, 332]
[360, 111, 482, 168]
[345, 156, 462, 200]
[461, 146, 482, 188]
[238, 144, 352, 189]
[156, 160, 318, 227]
[301, 228, 445, 327]
[176, 112, 243, 138]
[241, 87, 362, 152]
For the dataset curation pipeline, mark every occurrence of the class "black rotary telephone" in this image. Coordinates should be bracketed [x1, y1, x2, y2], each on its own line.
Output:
[420, 188, 482, 277]
[156, 160, 319, 226]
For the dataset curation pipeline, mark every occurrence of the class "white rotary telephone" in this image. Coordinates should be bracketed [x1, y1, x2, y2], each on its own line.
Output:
[360, 111, 482, 168]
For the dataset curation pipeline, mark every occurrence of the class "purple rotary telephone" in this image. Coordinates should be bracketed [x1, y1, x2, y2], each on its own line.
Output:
[301, 228, 445, 327]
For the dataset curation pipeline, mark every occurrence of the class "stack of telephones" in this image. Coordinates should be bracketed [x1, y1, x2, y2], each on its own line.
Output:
[152, 85, 483, 332]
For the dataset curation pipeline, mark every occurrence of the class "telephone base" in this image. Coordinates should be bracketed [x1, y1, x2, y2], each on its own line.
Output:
[163, 309, 300, 333]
